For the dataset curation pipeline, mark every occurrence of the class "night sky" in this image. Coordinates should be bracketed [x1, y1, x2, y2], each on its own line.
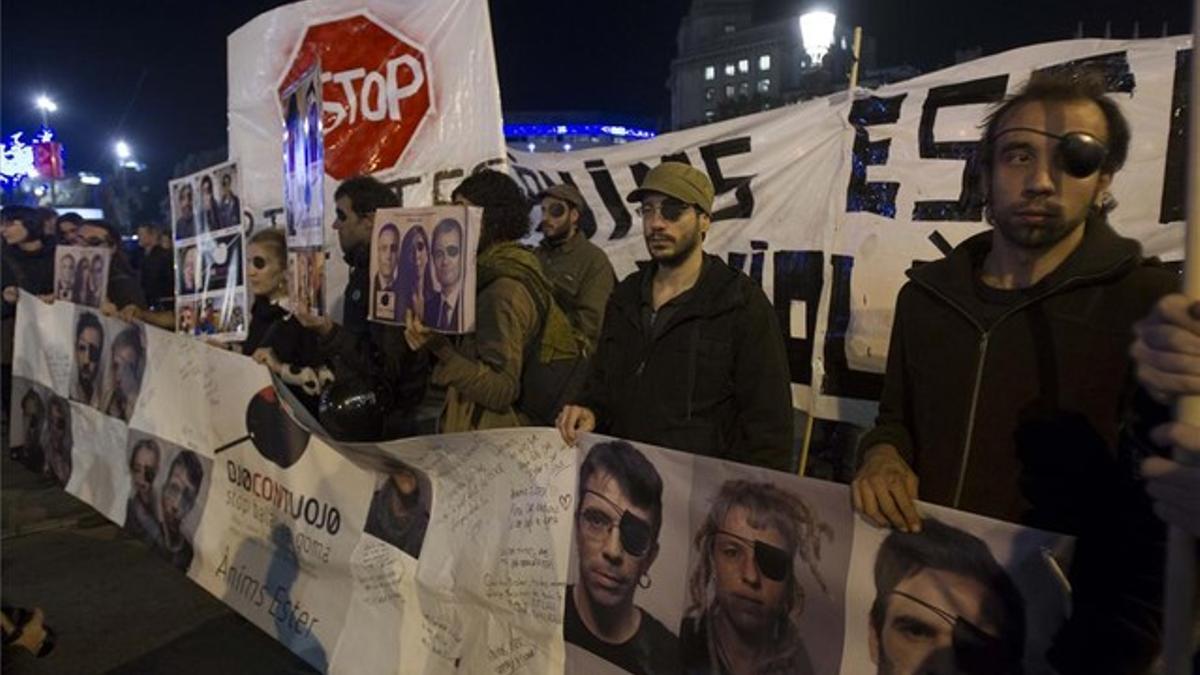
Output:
[0, 0, 1191, 210]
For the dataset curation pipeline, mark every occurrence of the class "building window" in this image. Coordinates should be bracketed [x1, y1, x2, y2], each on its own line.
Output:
[705, 87, 715, 101]
[757, 78, 771, 93]
[738, 81, 750, 96]
[723, 23, 736, 34]
[759, 54, 771, 71]
[724, 63, 736, 77]
[704, 65, 715, 81]
[725, 84, 735, 98]
[705, 110, 716, 121]
[738, 59, 749, 74]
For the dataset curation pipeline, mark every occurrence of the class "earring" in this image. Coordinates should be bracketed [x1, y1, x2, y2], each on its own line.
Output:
[638, 574, 652, 590]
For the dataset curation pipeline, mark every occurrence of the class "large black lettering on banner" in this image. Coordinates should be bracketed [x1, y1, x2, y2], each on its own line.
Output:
[821, 255, 885, 401]
[770, 250, 823, 386]
[1161, 49, 1190, 224]
[585, 158, 634, 240]
[911, 75, 1008, 222]
[846, 94, 907, 218]
[700, 137, 755, 221]
[1032, 50, 1135, 93]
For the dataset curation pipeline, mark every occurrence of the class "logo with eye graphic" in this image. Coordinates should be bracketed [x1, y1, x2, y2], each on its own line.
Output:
[214, 387, 311, 469]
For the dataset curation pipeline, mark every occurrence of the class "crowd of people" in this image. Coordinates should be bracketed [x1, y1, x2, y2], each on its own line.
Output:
[3, 64, 1200, 673]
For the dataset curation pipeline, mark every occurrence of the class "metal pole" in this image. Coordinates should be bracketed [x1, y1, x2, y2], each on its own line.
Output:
[849, 26, 863, 90]
[1162, 3, 1200, 672]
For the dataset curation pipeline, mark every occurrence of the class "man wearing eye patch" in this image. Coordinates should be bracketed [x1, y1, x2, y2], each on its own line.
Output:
[868, 519, 1025, 675]
[558, 162, 792, 471]
[534, 184, 615, 349]
[124, 439, 163, 546]
[564, 441, 677, 675]
[681, 480, 830, 674]
[71, 311, 105, 407]
[853, 69, 1175, 672]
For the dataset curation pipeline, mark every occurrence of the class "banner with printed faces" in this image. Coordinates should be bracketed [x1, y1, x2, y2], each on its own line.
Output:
[509, 36, 1192, 425]
[368, 206, 482, 333]
[169, 160, 249, 340]
[11, 292, 1076, 674]
[227, 0, 507, 324]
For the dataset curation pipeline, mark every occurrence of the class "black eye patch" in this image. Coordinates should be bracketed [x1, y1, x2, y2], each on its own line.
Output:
[992, 127, 1108, 178]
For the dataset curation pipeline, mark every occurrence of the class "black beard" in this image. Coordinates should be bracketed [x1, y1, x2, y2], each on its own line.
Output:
[649, 233, 701, 268]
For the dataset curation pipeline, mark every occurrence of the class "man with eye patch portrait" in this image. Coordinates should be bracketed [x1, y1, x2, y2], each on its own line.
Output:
[558, 162, 792, 471]
[852, 68, 1176, 673]
[71, 311, 105, 407]
[868, 519, 1025, 675]
[681, 480, 830, 675]
[534, 184, 615, 349]
[124, 439, 163, 546]
[564, 440, 678, 675]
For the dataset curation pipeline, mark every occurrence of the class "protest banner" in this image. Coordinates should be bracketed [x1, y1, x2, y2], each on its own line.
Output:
[369, 206, 482, 332]
[510, 36, 1193, 425]
[9, 291, 1074, 674]
[227, 0, 508, 323]
[168, 160, 249, 339]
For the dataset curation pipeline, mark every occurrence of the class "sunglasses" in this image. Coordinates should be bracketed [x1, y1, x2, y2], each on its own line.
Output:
[414, 239, 426, 252]
[544, 202, 568, 218]
[636, 198, 693, 222]
[132, 465, 157, 482]
[81, 236, 111, 247]
[578, 489, 654, 557]
[433, 245, 461, 261]
[251, 255, 269, 270]
[992, 127, 1108, 178]
[889, 590, 1020, 675]
[714, 529, 793, 582]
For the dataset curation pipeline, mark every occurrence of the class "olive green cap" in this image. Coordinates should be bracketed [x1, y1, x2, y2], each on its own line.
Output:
[625, 162, 714, 216]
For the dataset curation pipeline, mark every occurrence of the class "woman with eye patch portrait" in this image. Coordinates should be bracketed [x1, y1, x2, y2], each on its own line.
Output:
[681, 480, 832, 675]
[564, 441, 679, 675]
[241, 228, 322, 414]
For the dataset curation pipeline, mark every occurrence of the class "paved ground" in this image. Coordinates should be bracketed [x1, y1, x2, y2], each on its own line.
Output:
[1, 452, 317, 674]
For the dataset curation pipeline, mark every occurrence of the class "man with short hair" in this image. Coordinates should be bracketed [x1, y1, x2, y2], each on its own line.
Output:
[427, 218, 465, 331]
[72, 311, 105, 407]
[218, 171, 241, 229]
[851, 69, 1174, 672]
[868, 519, 1026, 675]
[564, 441, 677, 675]
[296, 176, 429, 439]
[125, 439, 162, 545]
[102, 325, 146, 422]
[681, 480, 829, 675]
[174, 183, 196, 240]
[534, 184, 615, 349]
[558, 162, 793, 471]
[373, 222, 401, 315]
[155, 450, 203, 571]
[136, 223, 174, 310]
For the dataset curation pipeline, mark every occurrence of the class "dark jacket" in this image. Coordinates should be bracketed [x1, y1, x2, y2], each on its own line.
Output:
[1, 241, 55, 320]
[106, 250, 147, 310]
[139, 246, 175, 311]
[577, 254, 793, 470]
[245, 296, 323, 415]
[858, 220, 1177, 674]
[318, 244, 429, 437]
[535, 231, 616, 350]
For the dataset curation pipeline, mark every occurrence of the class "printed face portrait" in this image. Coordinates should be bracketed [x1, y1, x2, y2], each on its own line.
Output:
[432, 220, 464, 291]
[576, 469, 659, 610]
[106, 326, 145, 419]
[221, 172, 233, 197]
[179, 305, 195, 331]
[178, 184, 193, 212]
[90, 254, 104, 289]
[376, 226, 399, 282]
[711, 505, 790, 635]
[44, 396, 72, 485]
[986, 99, 1113, 251]
[130, 441, 160, 507]
[201, 175, 214, 201]
[161, 457, 200, 534]
[21, 390, 45, 449]
[182, 247, 198, 290]
[59, 254, 75, 284]
[75, 318, 104, 398]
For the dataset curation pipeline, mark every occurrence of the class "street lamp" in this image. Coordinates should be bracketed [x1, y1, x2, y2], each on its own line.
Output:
[799, 10, 837, 66]
[115, 140, 132, 162]
[34, 94, 58, 129]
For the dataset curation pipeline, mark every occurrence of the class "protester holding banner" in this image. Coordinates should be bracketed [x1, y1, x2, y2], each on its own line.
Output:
[534, 184, 615, 350]
[297, 176, 429, 439]
[75, 220, 146, 311]
[243, 228, 323, 416]
[850, 69, 1174, 673]
[405, 169, 586, 431]
[1, 206, 55, 419]
[557, 162, 793, 471]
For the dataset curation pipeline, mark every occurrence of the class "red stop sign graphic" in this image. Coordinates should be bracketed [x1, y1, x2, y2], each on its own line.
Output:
[280, 14, 433, 180]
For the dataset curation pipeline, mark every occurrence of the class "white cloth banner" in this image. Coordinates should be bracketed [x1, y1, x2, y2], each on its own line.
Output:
[510, 37, 1191, 424]
[10, 293, 1074, 674]
[227, 0, 507, 322]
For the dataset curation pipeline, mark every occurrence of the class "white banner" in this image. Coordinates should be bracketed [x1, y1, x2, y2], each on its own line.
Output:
[510, 37, 1191, 424]
[10, 292, 1075, 674]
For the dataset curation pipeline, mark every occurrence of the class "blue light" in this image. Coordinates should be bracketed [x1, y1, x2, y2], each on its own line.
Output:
[504, 123, 657, 141]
